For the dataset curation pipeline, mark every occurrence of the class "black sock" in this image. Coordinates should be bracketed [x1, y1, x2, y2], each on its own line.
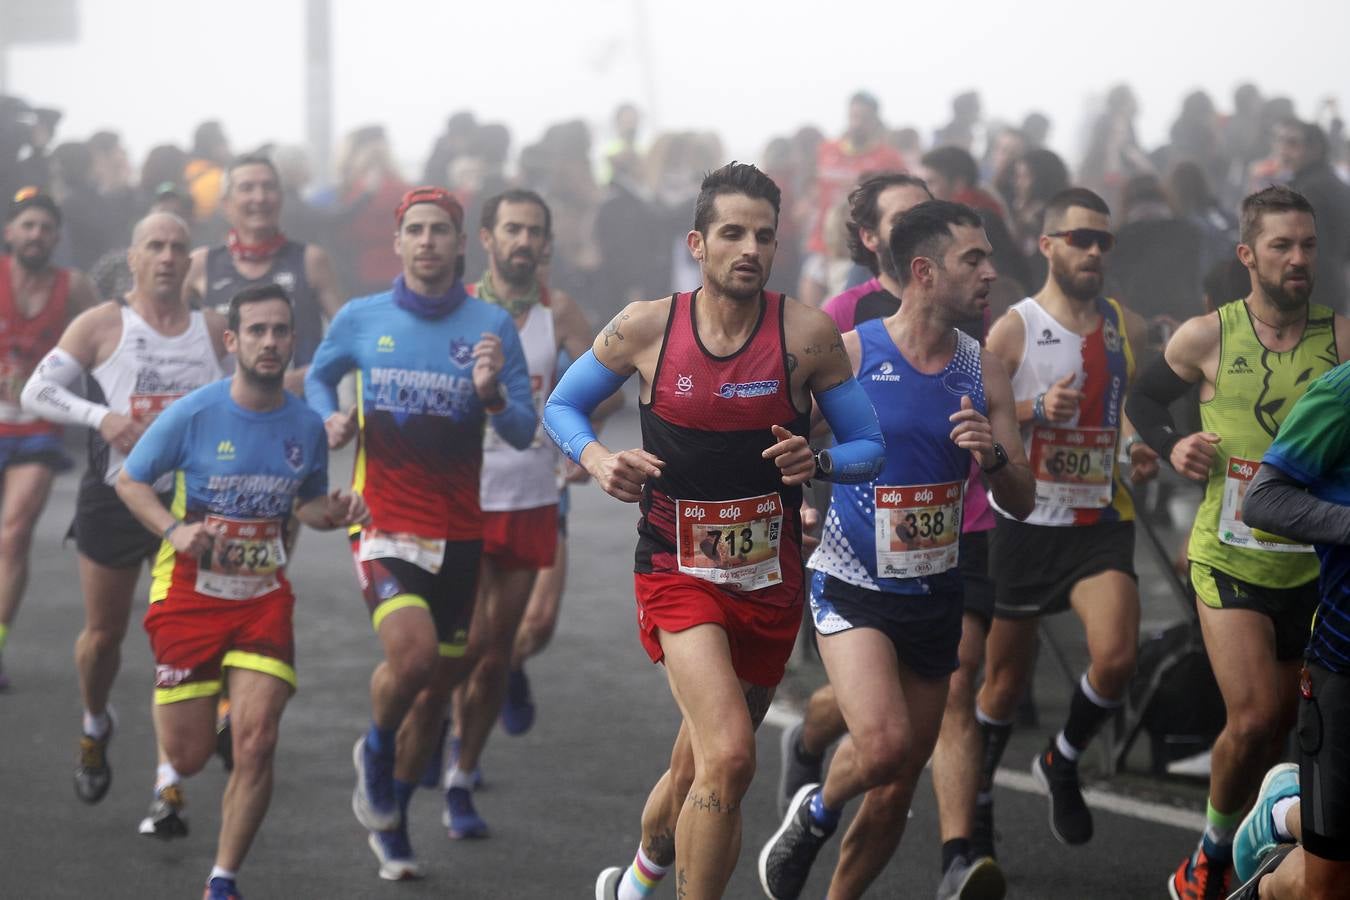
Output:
[1060, 672, 1120, 757]
[942, 838, 972, 871]
[793, 733, 823, 764]
[977, 714, 1013, 793]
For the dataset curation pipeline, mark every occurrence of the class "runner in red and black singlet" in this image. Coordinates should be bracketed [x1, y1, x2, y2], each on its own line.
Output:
[635, 287, 809, 608]
[543, 163, 884, 899]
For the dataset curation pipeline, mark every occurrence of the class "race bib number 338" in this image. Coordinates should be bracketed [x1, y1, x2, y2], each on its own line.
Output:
[1029, 426, 1117, 508]
[874, 481, 962, 578]
[195, 516, 287, 600]
[675, 493, 783, 591]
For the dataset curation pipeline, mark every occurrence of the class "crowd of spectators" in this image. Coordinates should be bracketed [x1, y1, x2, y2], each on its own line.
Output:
[2, 83, 1348, 328]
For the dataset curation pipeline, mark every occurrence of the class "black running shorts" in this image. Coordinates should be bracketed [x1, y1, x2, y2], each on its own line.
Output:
[810, 574, 962, 680]
[1299, 662, 1350, 861]
[989, 517, 1136, 619]
[68, 472, 163, 569]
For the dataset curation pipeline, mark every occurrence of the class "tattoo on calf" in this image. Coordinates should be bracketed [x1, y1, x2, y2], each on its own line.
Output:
[644, 827, 676, 866]
[690, 791, 740, 814]
[745, 684, 773, 729]
[602, 312, 630, 348]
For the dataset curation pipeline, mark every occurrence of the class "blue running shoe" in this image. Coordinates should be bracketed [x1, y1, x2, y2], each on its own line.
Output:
[368, 825, 423, 880]
[352, 735, 399, 832]
[444, 786, 489, 839]
[419, 720, 449, 789]
[202, 876, 242, 900]
[500, 668, 536, 735]
[1232, 763, 1299, 883]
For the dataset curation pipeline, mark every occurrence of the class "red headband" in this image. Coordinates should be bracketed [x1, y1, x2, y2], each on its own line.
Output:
[395, 186, 464, 230]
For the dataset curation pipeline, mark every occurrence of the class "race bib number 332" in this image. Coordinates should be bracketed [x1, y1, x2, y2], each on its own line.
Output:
[675, 493, 783, 591]
[195, 515, 287, 600]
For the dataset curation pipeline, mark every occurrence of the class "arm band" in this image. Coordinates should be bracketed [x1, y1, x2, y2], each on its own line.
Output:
[1243, 462, 1350, 546]
[543, 350, 627, 464]
[815, 377, 885, 483]
[20, 347, 110, 430]
[1124, 355, 1195, 462]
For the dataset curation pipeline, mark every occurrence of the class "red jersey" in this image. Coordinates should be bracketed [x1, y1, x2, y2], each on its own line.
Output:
[636, 290, 810, 607]
[809, 138, 908, 254]
[0, 255, 69, 437]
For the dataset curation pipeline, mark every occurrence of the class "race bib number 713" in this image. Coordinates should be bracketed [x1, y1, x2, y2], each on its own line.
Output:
[675, 493, 783, 591]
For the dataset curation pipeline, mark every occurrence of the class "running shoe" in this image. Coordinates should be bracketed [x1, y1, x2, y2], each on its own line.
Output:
[351, 735, 399, 832]
[1168, 845, 1231, 900]
[935, 853, 1006, 900]
[446, 737, 484, 789]
[368, 825, 423, 880]
[138, 783, 189, 839]
[777, 720, 823, 817]
[971, 797, 997, 860]
[500, 668, 536, 735]
[443, 786, 489, 839]
[594, 866, 622, 900]
[1225, 845, 1293, 900]
[758, 783, 835, 900]
[203, 876, 242, 900]
[74, 713, 116, 804]
[215, 698, 233, 772]
[1031, 745, 1093, 845]
[1232, 762, 1298, 883]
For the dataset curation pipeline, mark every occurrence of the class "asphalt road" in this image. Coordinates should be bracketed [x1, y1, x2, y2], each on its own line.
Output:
[0, 405, 1212, 899]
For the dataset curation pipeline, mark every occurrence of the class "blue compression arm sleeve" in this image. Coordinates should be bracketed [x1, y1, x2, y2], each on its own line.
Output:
[543, 350, 627, 464]
[816, 377, 885, 483]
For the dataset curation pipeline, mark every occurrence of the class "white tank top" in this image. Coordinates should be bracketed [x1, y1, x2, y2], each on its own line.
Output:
[90, 305, 223, 487]
[480, 302, 561, 511]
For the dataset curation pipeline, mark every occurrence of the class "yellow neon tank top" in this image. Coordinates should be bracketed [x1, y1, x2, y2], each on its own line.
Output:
[1188, 298, 1338, 586]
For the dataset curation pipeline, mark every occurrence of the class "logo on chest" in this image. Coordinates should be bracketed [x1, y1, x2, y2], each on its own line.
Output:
[273, 271, 297, 292]
[674, 374, 694, 396]
[449, 338, 474, 369]
[1036, 328, 1062, 346]
[871, 360, 902, 383]
[1227, 355, 1253, 375]
[717, 379, 779, 400]
[283, 437, 304, 472]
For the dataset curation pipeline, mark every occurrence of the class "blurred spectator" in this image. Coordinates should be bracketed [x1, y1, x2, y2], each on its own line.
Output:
[87, 131, 139, 246]
[14, 107, 60, 192]
[271, 144, 332, 250]
[804, 92, 907, 305]
[1022, 112, 1051, 149]
[934, 90, 983, 154]
[984, 126, 1025, 197]
[1168, 160, 1238, 277]
[594, 142, 660, 312]
[1221, 83, 1265, 204]
[1106, 173, 1203, 329]
[48, 141, 117, 270]
[920, 144, 1030, 292]
[1276, 118, 1350, 308]
[139, 144, 189, 199]
[1080, 84, 1154, 209]
[333, 125, 409, 296]
[1166, 90, 1227, 191]
[889, 126, 924, 172]
[457, 123, 512, 279]
[422, 110, 478, 187]
[1245, 96, 1298, 191]
[1010, 147, 1070, 286]
[600, 102, 642, 186]
[184, 120, 231, 222]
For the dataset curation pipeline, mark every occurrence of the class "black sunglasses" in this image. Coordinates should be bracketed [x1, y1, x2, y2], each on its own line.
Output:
[1047, 229, 1115, 252]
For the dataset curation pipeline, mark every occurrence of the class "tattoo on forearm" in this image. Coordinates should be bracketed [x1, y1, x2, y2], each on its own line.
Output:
[644, 827, 676, 867]
[803, 340, 844, 356]
[786, 352, 798, 375]
[676, 869, 688, 899]
[602, 313, 630, 347]
[690, 791, 740, 814]
[745, 684, 773, 729]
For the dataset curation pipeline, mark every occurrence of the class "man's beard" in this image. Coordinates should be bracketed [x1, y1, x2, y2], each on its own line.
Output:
[15, 245, 51, 273]
[239, 360, 286, 388]
[707, 267, 765, 302]
[1256, 267, 1313, 311]
[496, 250, 538, 287]
[1051, 255, 1103, 302]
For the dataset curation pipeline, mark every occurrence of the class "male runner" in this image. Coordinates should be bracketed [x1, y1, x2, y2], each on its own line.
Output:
[116, 283, 366, 900]
[441, 188, 598, 836]
[1233, 379, 1350, 898]
[185, 154, 343, 387]
[0, 187, 96, 687]
[758, 200, 1034, 900]
[543, 162, 885, 900]
[1126, 185, 1349, 899]
[973, 187, 1158, 855]
[305, 186, 534, 879]
[22, 212, 226, 826]
[783, 172, 1015, 897]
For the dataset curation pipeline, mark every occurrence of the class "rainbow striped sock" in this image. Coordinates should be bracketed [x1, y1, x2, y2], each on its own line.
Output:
[616, 846, 668, 900]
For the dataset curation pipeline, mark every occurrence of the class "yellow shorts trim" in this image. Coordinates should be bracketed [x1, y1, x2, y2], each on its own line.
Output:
[222, 650, 297, 689]
[372, 593, 429, 632]
[154, 680, 222, 705]
[1190, 562, 1223, 609]
[438, 641, 467, 658]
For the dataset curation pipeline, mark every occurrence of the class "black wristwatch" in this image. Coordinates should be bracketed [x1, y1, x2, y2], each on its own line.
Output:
[981, 442, 1009, 474]
[813, 449, 834, 481]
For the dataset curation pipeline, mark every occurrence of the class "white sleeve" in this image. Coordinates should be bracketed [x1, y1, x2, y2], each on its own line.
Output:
[19, 348, 110, 430]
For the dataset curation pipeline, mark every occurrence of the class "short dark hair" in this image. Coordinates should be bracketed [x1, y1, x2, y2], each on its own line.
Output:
[887, 200, 984, 286]
[849, 91, 879, 113]
[1240, 185, 1315, 246]
[480, 188, 552, 238]
[845, 172, 932, 273]
[223, 153, 281, 195]
[228, 283, 293, 332]
[692, 162, 781, 236]
[1043, 187, 1111, 233]
[1279, 117, 1329, 164]
[920, 146, 980, 190]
